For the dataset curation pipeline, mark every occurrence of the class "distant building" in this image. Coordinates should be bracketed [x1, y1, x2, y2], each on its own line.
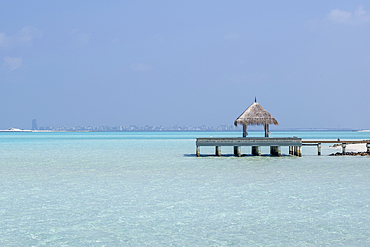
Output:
[32, 119, 38, 130]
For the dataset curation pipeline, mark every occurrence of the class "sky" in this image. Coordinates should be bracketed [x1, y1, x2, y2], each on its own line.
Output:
[1, 1, 370, 130]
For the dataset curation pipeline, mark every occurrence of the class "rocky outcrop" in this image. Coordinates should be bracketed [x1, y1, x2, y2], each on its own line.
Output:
[330, 152, 370, 156]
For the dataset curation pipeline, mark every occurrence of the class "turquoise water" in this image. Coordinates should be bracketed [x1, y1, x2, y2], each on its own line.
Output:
[1, 131, 370, 246]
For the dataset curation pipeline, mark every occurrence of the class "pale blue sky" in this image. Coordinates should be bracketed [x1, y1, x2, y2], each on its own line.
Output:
[1, 1, 369, 129]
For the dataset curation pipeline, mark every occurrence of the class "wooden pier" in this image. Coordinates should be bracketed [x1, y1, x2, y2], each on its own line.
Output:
[196, 138, 370, 157]
[302, 140, 370, 156]
[197, 99, 370, 157]
[196, 137, 302, 157]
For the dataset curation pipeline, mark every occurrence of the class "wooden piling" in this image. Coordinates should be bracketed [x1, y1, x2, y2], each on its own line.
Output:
[317, 143, 321, 156]
[234, 146, 241, 157]
[196, 146, 200, 157]
[252, 146, 261, 156]
[342, 143, 346, 155]
[367, 143, 370, 153]
[215, 146, 221, 156]
[294, 146, 298, 156]
[270, 146, 281, 156]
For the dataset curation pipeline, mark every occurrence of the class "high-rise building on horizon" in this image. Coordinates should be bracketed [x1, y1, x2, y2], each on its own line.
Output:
[32, 119, 38, 130]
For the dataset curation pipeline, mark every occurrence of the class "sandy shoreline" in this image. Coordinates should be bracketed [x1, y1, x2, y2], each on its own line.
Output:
[330, 143, 367, 152]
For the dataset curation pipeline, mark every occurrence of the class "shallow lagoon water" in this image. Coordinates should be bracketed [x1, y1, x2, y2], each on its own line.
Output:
[1, 131, 370, 246]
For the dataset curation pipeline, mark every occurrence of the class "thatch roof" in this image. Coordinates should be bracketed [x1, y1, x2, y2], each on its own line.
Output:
[234, 101, 279, 126]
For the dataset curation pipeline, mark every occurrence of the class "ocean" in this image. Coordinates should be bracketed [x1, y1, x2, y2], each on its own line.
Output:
[1, 131, 370, 246]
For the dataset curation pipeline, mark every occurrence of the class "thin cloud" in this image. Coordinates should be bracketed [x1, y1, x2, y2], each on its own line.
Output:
[326, 5, 370, 25]
[3, 56, 22, 71]
[15, 26, 42, 43]
[77, 33, 91, 44]
[0, 26, 42, 48]
[71, 28, 91, 45]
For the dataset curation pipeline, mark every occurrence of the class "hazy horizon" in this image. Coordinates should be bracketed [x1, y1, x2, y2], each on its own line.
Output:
[1, 1, 369, 130]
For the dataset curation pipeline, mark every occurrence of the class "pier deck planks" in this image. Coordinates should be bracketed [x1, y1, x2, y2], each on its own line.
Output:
[196, 137, 302, 147]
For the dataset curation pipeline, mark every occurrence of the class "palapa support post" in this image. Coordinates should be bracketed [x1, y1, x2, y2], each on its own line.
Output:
[270, 146, 281, 156]
[289, 146, 293, 155]
[264, 124, 269, 138]
[342, 143, 346, 155]
[196, 146, 200, 157]
[243, 124, 247, 137]
[234, 146, 241, 157]
[252, 146, 261, 156]
[215, 146, 221, 156]
[298, 146, 302, 157]
[317, 143, 321, 156]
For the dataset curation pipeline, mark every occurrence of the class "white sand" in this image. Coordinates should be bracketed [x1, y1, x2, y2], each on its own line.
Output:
[331, 143, 367, 152]
[347, 144, 367, 152]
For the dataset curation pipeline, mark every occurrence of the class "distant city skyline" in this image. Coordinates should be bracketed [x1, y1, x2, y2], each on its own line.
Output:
[1, 122, 358, 132]
[32, 119, 38, 130]
[19, 119, 359, 132]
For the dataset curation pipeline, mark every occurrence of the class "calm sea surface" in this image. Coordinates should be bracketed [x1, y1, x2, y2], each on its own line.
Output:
[1, 131, 370, 246]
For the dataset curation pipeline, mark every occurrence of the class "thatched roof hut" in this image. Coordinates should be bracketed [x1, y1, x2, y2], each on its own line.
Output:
[234, 98, 278, 137]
